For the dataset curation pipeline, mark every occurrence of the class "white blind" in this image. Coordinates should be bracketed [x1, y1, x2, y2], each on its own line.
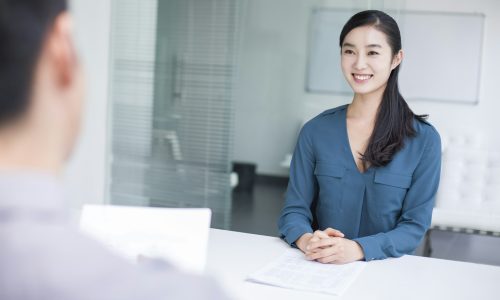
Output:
[108, 0, 242, 229]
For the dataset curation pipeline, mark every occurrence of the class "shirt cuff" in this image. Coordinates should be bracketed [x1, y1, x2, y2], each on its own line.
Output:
[354, 235, 385, 261]
[282, 225, 313, 247]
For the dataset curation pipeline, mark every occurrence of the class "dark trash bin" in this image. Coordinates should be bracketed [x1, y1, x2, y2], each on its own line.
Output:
[232, 162, 256, 192]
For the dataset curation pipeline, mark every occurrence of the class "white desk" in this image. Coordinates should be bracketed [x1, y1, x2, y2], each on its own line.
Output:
[206, 229, 500, 300]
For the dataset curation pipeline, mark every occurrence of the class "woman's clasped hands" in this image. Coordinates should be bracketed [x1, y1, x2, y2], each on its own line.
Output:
[296, 228, 365, 264]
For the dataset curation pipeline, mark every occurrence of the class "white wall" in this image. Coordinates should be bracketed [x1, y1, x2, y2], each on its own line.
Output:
[397, 0, 500, 148]
[59, 0, 500, 202]
[233, 0, 500, 176]
[64, 0, 111, 210]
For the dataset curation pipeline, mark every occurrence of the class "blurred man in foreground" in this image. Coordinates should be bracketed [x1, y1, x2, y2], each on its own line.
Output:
[0, 1, 229, 299]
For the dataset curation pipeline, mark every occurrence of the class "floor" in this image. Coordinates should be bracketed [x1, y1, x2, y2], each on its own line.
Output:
[230, 177, 500, 266]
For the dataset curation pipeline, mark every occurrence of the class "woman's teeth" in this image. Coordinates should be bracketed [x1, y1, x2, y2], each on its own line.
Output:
[353, 74, 372, 80]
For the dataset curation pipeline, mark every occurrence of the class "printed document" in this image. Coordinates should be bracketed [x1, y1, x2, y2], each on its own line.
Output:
[247, 249, 366, 296]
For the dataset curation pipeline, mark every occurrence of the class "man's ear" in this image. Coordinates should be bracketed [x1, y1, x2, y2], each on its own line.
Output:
[44, 12, 77, 88]
[391, 49, 403, 70]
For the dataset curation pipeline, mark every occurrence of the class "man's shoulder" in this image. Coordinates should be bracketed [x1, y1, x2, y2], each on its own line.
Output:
[1, 222, 230, 299]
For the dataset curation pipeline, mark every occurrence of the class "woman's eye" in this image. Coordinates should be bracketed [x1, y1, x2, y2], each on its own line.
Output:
[343, 49, 354, 55]
[368, 51, 379, 55]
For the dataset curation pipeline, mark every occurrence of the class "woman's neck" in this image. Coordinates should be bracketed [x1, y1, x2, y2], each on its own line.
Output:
[348, 86, 386, 122]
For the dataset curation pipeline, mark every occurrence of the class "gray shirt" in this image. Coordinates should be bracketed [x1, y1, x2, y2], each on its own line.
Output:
[0, 172, 230, 300]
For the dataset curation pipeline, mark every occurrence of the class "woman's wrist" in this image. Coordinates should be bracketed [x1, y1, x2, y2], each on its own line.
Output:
[350, 240, 365, 261]
[295, 233, 313, 252]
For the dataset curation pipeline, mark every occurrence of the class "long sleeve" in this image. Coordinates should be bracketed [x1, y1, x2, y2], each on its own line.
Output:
[278, 124, 317, 246]
[354, 128, 442, 260]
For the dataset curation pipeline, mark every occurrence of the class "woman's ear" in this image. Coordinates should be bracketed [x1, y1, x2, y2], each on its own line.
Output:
[391, 49, 403, 70]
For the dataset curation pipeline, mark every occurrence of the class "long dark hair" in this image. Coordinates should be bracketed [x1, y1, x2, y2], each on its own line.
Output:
[339, 10, 427, 168]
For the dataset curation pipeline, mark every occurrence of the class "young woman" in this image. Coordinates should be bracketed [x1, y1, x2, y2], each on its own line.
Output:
[278, 10, 441, 263]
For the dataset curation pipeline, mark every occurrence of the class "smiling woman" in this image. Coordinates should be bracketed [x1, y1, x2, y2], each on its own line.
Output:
[278, 10, 442, 264]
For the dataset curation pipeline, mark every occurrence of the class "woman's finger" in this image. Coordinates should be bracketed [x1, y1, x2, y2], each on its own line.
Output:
[317, 253, 343, 264]
[324, 227, 345, 238]
[307, 237, 341, 251]
[305, 245, 341, 261]
[313, 230, 330, 239]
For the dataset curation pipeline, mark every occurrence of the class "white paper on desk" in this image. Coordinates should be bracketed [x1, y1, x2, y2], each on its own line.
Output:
[247, 249, 366, 296]
[79, 204, 211, 274]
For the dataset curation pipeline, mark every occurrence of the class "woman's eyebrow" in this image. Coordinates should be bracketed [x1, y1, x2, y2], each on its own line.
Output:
[342, 43, 382, 48]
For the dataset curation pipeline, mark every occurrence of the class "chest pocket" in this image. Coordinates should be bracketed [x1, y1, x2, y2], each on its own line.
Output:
[314, 163, 346, 212]
[374, 171, 412, 189]
[314, 163, 346, 178]
[372, 171, 412, 216]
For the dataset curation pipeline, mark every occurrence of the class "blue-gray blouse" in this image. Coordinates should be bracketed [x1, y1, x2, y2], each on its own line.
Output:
[278, 104, 441, 261]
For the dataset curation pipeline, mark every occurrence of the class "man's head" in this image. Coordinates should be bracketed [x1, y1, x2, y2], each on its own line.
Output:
[0, 0, 84, 172]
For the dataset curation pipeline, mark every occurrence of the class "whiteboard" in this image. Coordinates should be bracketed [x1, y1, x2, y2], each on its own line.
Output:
[306, 9, 484, 104]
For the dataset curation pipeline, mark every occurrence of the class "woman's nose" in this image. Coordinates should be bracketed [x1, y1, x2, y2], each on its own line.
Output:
[354, 54, 367, 70]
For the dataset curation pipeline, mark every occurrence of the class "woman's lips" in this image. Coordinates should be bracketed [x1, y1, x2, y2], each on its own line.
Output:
[352, 73, 373, 83]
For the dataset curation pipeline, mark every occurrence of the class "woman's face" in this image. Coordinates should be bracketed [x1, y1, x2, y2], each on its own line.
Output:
[341, 25, 402, 96]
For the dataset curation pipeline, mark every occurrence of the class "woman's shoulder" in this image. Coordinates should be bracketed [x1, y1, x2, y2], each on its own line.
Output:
[316, 104, 349, 118]
[303, 104, 348, 129]
[412, 117, 441, 149]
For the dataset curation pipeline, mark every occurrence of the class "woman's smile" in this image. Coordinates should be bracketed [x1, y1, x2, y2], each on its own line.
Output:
[352, 73, 373, 83]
